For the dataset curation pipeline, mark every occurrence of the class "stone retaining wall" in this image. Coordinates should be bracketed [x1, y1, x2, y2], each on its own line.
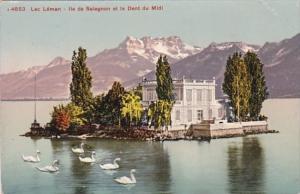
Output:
[190, 121, 269, 138]
[210, 128, 244, 138]
[165, 129, 187, 139]
[189, 124, 211, 137]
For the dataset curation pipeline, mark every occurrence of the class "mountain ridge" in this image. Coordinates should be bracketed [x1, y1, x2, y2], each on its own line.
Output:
[0, 36, 201, 99]
[1, 33, 300, 99]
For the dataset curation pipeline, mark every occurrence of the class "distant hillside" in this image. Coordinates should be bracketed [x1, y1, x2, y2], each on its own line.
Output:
[126, 33, 300, 98]
[0, 36, 201, 99]
[1, 33, 300, 99]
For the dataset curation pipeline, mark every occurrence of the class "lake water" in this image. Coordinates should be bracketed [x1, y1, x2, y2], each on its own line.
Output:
[0, 99, 300, 194]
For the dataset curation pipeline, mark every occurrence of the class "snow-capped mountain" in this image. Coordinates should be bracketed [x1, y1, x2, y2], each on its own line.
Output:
[208, 42, 260, 53]
[118, 36, 202, 63]
[134, 34, 300, 98]
[1, 33, 300, 99]
[125, 41, 262, 96]
[46, 56, 70, 68]
[0, 36, 201, 99]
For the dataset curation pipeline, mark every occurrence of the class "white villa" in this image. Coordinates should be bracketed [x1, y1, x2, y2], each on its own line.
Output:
[141, 77, 226, 128]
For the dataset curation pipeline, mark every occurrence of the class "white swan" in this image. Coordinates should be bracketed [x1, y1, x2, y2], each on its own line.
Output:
[79, 151, 96, 163]
[72, 143, 84, 154]
[36, 160, 59, 173]
[100, 158, 121, 170]
[22, 150, 40, 163]
[114, 169, 136, 184]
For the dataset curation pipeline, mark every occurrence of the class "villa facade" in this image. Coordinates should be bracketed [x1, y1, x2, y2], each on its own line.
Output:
[141, 78, 226, 128]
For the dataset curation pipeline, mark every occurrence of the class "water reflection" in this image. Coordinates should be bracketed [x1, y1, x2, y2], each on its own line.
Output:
[48, 139, 171, 193]
[95, 140, 172, 193]
[50, 139, 64, 154]
[50, 140, 92, 194]
[73, 186, 88, 194]
[151, 143, 171, 191]
[70, 144, 95, 194]
[3, 100, 300, 194]
[103, 169, 117, 176]
[227, 137, 265, 194]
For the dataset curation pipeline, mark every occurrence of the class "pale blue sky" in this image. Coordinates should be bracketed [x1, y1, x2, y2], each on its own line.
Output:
[1, 0, 299, 73]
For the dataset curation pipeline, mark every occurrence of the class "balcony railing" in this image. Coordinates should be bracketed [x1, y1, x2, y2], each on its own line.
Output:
[141, 78, 215, 85]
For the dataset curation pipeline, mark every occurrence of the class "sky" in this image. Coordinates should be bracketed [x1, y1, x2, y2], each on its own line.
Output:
[1, 0, 300, 73]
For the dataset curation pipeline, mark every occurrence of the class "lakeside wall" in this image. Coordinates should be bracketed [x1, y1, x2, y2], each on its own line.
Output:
[188, 121, 269, 138]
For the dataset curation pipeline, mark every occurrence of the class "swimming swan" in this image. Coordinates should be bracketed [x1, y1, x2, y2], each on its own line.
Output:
[114, 169, 136, 184]
[100, 158, 121, 170]
[22, 150, 40, 163]
[72, 143, 85, 154]
[36, 160, 59, 173]
[79, 151, 96, 163]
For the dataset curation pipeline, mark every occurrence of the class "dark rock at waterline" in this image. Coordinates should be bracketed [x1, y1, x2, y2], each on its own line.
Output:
[22, 127, 279, 141]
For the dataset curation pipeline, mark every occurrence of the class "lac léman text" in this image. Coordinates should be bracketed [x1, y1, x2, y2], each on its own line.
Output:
[7, 6, 62, 12]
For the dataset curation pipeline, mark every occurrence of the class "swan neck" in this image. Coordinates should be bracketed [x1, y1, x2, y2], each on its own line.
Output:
[130, 172, 136, 183]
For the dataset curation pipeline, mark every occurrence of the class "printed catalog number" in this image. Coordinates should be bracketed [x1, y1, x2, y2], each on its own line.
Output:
[8, 7, 26, 12]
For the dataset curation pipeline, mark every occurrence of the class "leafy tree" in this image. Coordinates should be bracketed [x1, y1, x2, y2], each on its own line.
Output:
[51, 105, 71, 132]
[65, 103, 86, 127]
[223, 52, 251, 121]
[84, 96, 99, 124]
[94, 82, 125, 126]
[147, 100, 172, 129]
[121, 91, 143, 126]
[69, 47, 93, 113]
[147, 102, 156, 126]
[244, 52, 268, 120]
[93, 94, 106, 124]
[55, 111, 70, 132]
[107, 81, 125, 126]
[51, 103, 86, 133]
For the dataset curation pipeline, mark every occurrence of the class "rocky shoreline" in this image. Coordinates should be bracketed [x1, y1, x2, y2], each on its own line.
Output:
[22, 128, 279, 141]
[22, 128, 189, 141]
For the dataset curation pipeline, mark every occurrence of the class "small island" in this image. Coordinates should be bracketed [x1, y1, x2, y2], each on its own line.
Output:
[23, 47, 278, 141]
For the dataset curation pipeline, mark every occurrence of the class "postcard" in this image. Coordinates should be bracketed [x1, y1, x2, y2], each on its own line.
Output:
[0, 0, 300, 194]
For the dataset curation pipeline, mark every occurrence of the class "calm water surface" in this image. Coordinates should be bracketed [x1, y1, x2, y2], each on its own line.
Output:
[0, 99, 300, 194]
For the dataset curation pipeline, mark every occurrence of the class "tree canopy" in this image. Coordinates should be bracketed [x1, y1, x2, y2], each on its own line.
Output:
[156, 55, 174, 102]
[51, 104, 71, 133]
[121, 91, 143, 127]
[93, 81, 125, 126]
[223, 52, 251, 121]
[51, 103, 86, 132]
[70, 47, 93, 112]
[223, 52, 268, 121]
[244, 52, 268, 120]
[148, 55, 174, 129]
[148, 100, 172, 129]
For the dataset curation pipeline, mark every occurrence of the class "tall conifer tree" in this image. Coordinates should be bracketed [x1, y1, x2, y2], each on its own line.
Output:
[70, 47, 93, 112]
[153, 55, 174, 129]
[156, 55, 174, 101]
[223, 52, 251, 121]
[244, 52, 268, 120]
